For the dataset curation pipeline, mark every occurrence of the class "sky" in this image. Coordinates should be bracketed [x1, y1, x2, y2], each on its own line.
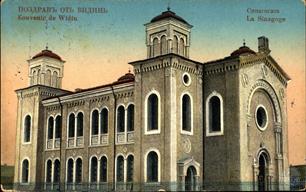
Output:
[1, 0, 305, 166]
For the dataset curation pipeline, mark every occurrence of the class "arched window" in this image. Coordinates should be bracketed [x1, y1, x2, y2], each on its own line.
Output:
[37, 69, 41, 84]
[147, 94, 159, 131]
[67, 159, 74, 183]
[21, 159, 29, 183]
[77, 113, 83, 137]
[46, 69, 52, 86]
[160, 35, 167, 55]
[206, 93, 223, 136]
[68, 114, 75, 137]
[55, 116, 62, 138]
[52, 71, 58, 87]
[153, 37, 160, 57]
[75, 158, 82, 183]
[48, 116, 54, 139]
[116, 155, 124, 182]
[46, 159, 52, 183]
[24, 115, 31, 143]
[100, 108, 108, 134]
[182, 94, 192, 132]
[173, 36, 178, 54]
[100, 156, 107, 182]
[53, 159, 60, 183]
[117, 106, 125, 133]
[32, 70, 37, 85]
[127, 155, 134, 182]
[179, 38, 185, 56]
[90, 157, 98, 183]
[91, 110, 99, 135]
[127, 104, 134, 132]
[147, 151, 158, 182]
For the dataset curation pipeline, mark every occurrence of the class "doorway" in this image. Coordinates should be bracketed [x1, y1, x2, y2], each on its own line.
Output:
[185, 166, 196, 191]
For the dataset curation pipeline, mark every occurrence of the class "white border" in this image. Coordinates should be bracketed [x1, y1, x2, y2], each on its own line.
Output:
[180, 92, 193, 135]
[144, 148, 161, 183]
[205, 91, 224, 137]
[22, 114, 32, 144]
[182, 72, 191, 86]
[20, 157, 30, 184]
[99, 155, 108, 182]
[115, 154, 125, 183]
[144, 90, 161, 135]
[65, 157, 74, 183]
[255, 104, 269, 131]
[89, 155, 98, 183]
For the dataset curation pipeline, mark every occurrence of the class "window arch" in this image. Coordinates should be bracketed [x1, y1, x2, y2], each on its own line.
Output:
[24, 115, 31, 143]
[52, 71, 58, 87]
[127, 155, 134, 182]
[66, 158, 74, 183]
[75, 158, 82, 183]
[127, 104, 134, 132]
[46, 69, 52, 86]
[100, 156, 107, 182]
[32, 70, 37, 85]
[90, 156, 98, 183]
[37, 69, 41, 84]
[153, 37, 160, 57]
[53, 159, 60, 183]
[206, 92, 224, 136]
[160, 35, 167, 55]
[91, 110, 99, 135]
[55, 115, 62, 139]
[179, 38, 185, 56]
[100, 108, 108, 134]
[68, 113, 75, 138]
[48, 116, 54, 139]
[76, 112, 83, 137]
[146, 151, 159, 182]
[21, 159, 29, 183]
[117, 106, 125, 133]
[46, 159, 52, 183]
[116, 155, 124, 182]
[182, 93, 192, 133]
[145, 91, 160, 134]
[173, 36, 178, 54]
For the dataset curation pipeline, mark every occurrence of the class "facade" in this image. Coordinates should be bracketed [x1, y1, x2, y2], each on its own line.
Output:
[13, 9, 290, 191]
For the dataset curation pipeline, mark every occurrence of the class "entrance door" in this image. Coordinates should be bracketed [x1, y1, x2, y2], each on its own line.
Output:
[185, 166, 196, 191]
[258, 154, 267, 191]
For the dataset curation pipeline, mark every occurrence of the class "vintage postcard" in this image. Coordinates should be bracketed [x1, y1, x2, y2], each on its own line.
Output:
[1, 0, 305, 191]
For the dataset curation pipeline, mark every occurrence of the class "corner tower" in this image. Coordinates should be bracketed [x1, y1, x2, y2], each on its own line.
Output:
[145, 7, 193, 58]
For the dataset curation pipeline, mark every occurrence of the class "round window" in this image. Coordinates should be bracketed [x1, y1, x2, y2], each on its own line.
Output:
[182, 73, 191, 86]
[255, 105, 268, 131]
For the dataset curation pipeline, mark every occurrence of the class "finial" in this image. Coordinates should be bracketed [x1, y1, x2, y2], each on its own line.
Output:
[167, 2, 171, 11]
[128, 68, 131, 73]
[243, 39, 246, 46]
[45, 43, 48, 50]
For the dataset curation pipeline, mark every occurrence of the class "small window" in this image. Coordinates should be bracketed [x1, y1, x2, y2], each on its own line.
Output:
[75, 158, 82, 183]
[116, 155, 124, 182]
[91, 110, 99, 135]
[48, 117, 54, 139]
[160, 35, 167, 55]
[117, 106, 125, 133]
[182, 94, 192, 132]
[24, 115, 31, 143]
[206, 92, 224, 136]
[100, 108, 108, 134]
[46, 160, 52, 183]
[182, 73, 191, 86]
[147, 94, 159, 131]
[256, 105, 268, 131]
[55, 116, 62, 139]
[173, 36, 178, 54]
[147, 151, 158, 182]
[67, 159, 74, 183]
[68, 114, 75, 138]
[22, 159, 29, 183]
[153, 37, 160, 57]
[179, 38, 185, 56]
[77, 113, 84, 137]
[127, 155, 134, 182]
[127, 104, 134, 132]
[90, 157, 98, 183]
[53, 160, 60, 183]
[100, 156, 107, 182]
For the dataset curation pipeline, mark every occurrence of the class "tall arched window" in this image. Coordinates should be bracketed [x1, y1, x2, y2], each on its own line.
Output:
[173, 36, 178, 54]
[100, 108, 108, 134]
[91, 110, 99, 135]
[153, 37, 160, 57]
[75, 158, 82, 183]
[55, 116, 62, 139]
[117, 106, 125, 133]
[127, 155, 134, 182]
[67, 159, 74, 183]
[127, 104, 134, 132]
[53, 159, 60, 183]
[52, 71, 58, 87]
[46, 160, 52, 183]
[179, 38, 185, 56]
[147, 151, 158, 182]
[37, 69, 41, 84]
[32, 70, 37, 85]
[206, 92, 224, 136]
[90, 157, 98, 183]
[182, 94, 192, 132]
[77, 113, 83, 137]
[116, 155, 124, 182]
[46, 69, 52, 86]
[21, 159, 29, 183]
[100, 156, 107, 182]
[24, 115, 31, 143]
[48, 116, 54, 139]
[68, 114, 75, 138]
[147, 94, 159, 131]
[160, 35, 167, 55]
